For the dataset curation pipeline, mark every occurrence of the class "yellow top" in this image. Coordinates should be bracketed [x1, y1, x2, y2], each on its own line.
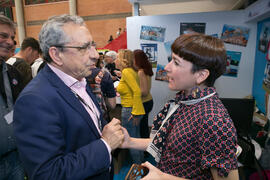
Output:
[117, 68, 145, 115]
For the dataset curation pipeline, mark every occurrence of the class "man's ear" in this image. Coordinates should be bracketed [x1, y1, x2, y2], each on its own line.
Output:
[25, 46, 32, 52]
[24, 47, 33, 59]
[196, 69, 210, 85]
[23, 47, 32, 57]
[48, 47, 63, 66]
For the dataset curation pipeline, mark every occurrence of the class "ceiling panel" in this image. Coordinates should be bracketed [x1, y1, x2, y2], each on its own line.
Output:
[128, 0, 203, 5]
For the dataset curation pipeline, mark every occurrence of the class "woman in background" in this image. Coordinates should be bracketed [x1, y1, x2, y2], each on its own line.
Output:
[133, 49, 154, 139]
[121, 34, 239, 179]
[115, 49, 145, 164]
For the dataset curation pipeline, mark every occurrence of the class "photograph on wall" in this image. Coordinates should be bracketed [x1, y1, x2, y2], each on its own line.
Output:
[164, 40, 174, 62]
[140, 25, 166, 42]
[224, 50, 242, 77]
[266, 41, 270, 61]
[180, 22, 206, 35]
[258, 22, 270, 53]
[263, 61, 270, 90]
[210, 34, 218, 38]
[155, 64, 169, 82]
[141, 43, 157, 68]
[220, 24, 250, 47]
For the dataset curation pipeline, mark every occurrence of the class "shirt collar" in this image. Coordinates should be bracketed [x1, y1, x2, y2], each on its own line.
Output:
[47, 64, 87, 89]
[175, 87, 216, 103]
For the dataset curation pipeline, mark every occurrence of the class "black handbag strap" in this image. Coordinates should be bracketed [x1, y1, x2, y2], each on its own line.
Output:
[246, 136, 269, 180]
[254, 156, 269, 180]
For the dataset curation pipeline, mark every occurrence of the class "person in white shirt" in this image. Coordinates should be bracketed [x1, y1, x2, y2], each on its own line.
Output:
[31, 55, 45, 77]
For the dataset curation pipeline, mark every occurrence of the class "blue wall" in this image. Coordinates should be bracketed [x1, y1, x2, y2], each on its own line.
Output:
[252, 17, 270, 114]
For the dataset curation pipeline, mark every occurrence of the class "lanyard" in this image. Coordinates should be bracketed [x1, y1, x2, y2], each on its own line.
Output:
[71, 89, 102, 132]
[179, 92, 216, 105]
[2, 62, 13, 111]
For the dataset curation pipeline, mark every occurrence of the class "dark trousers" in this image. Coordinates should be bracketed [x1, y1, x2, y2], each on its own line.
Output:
[140, 99, 153, 138]
[0, 150, 24, 180]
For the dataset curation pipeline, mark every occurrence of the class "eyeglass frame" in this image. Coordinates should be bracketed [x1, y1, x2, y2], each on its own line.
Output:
[0, 32, 15, 43]
[52, 41, 96, 52]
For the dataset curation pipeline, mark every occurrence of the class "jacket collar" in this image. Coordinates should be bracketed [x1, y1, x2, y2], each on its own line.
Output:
[43, 64, 103, 138]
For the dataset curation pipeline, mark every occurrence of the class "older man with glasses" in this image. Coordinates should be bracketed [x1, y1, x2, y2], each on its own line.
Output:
[13, 14, 124, 180]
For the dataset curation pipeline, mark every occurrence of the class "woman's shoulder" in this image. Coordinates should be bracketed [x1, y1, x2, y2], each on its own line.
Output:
[138, 69, 147, 76]
[198, 96, 230, 118]
[123, 67, 136, 75]
[123, 67, 132, 72]
[198, 97, 234, 129]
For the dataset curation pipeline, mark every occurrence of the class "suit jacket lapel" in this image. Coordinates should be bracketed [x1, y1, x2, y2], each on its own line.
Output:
[43, 65, 101, 138]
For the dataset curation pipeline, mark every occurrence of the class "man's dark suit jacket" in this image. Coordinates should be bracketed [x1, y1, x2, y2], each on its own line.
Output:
[14, 65, 113, 180]
[0, 63, 23, 102]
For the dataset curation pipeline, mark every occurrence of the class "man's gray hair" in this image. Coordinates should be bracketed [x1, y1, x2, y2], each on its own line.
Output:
[39, 14, 85, 63]
[0, 15, 16, 33]
[106, 51, 117, 60]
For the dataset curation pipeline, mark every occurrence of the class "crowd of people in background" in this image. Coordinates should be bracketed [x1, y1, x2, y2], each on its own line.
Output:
[0, 13, 240, 180]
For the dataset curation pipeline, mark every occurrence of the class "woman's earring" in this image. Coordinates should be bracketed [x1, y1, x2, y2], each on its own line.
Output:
[191, 86, 200, 99]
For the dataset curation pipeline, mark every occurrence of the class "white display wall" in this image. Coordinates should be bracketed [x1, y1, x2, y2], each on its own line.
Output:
[126, 10, 257, 125]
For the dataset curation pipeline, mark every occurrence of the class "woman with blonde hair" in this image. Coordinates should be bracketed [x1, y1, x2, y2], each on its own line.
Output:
[115, 49, 145, 163]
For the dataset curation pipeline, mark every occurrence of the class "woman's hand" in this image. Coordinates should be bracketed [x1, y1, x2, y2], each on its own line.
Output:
[120, 127, 130, 149]
[114, 70, 121, 78]
[141, 162, 187, 180]
[141, 161, 164, 180]
[129, 114, 140, 126]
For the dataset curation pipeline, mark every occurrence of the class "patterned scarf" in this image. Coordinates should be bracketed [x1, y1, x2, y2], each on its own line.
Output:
[147, 89, 216, 162]
[146, 99, 178, 162]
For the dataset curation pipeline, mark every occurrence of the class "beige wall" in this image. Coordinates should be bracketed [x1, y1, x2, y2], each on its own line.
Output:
[12, 0, 132, 48]
[78, 0, 131, 16]
[78, 0, 131, 47]
[139, 0, 245, 16]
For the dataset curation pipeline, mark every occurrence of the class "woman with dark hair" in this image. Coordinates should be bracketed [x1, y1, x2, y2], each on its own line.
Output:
[121, 33, 239, 180]
[133, 49, 154, 139]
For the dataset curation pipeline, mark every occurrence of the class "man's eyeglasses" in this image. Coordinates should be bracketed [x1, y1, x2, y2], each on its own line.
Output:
[0, 32, 15, 42]
[53, 41, 96, 52]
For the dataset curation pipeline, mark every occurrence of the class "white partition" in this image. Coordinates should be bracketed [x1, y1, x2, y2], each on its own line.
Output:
[126, 10, 257, 125]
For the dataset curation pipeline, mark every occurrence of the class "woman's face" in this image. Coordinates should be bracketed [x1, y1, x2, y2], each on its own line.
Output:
[115, 58, 121, 70]
[165, 53, 198, 92]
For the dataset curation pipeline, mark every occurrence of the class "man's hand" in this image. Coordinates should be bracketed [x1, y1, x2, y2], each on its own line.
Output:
[102, 118, 124, 150]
